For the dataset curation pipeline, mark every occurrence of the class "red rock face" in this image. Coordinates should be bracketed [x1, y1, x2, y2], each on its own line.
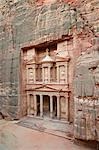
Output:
[36, 0, 57, 5]
[36, 0, 77, 5]
[35, 0, 43, 5]
[63, 0, 77, 3]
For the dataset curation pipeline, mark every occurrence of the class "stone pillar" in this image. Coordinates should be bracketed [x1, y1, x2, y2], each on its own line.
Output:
[65, 93, 69, 121]
[57, 95, 60, 119]
[48, 66, 51, 83]
[65, 62, 68, 84]
[45, 67, 48, 83]
[42, 67, 44, 82]
[30, 94, 34, 115]
[26, 66, 29, 83]
[56, 65, 60, 83]
[33, 66, 36, 83]
[50, 96, 53, 118]
[34, 94, 37, 116]
[27, 94, 30, 115]
[40, 95, 43, 117]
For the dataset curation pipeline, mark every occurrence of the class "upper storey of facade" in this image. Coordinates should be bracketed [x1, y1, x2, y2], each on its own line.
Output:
[22, 41, 70, 87]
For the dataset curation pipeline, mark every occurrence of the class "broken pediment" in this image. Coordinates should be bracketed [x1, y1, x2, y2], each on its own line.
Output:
[26, 59, 36, 65]
[55, 55, 70, 62]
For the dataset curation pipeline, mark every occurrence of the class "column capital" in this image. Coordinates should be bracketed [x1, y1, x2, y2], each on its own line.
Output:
[57, 95, 60, 98]
[49, 95, 51, 98]
[56, 64, 59, 67]
[64, 62, 68, 66]
[65, 93, 69, 99]
[39, 94, 42, 97]
[33, 93, 36, 96]
[48, 66, 51, 69]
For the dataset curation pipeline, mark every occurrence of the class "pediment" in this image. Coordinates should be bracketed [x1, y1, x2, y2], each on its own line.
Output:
[26, 84, 68, 92]
[56, 55, 70, 62]
[33, 85, 58, 92]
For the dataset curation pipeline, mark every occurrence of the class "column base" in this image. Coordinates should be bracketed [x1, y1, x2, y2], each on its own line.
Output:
[40, 112, 43, 117]
[27, 109, 30, 115]
[57, 116, 60, 120]
[34, 111, 37, 116]
[50, 112, 53, 118]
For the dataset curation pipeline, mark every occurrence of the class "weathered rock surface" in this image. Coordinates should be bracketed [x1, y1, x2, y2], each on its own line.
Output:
[0, 0, 98, 142]
[74, 40, 99, 141]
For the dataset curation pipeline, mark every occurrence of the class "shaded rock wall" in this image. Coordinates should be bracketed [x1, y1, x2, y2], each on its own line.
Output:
[74, 41, 99, 141]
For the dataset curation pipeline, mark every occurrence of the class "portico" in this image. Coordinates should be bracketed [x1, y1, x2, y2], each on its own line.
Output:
[27, 91, 62, 119]
[26, 82, 69, 121]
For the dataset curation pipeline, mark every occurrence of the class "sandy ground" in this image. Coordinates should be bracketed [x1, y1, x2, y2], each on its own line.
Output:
[0, 120, 93, 150]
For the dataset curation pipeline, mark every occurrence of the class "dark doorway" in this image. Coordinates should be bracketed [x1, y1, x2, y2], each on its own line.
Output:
[43, 95, 50, 117]
[29, 94, 34, 115]
[36, 95, 40, 116]
[53, 96, 57, 118]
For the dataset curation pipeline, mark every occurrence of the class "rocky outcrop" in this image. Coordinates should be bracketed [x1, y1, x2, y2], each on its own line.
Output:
[74, 39, 99, 141]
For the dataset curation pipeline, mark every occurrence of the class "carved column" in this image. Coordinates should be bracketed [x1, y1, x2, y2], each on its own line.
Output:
[33, 65, 36, 83]
[42, 67, 45, 82]
[34, 94, 37, 116]
[57, 95, 60, 119]
[65, 62, 68, 84]
[56, 65, 60, 83]
[65, 93, 69, 121]
[26, 66, 29, 83]
[48, 66, 51, 83]
[27, 93, 30, 115]
[40, 95, 43, 117]
[30, 94, 34, 115]
[50, 95, 53, 118]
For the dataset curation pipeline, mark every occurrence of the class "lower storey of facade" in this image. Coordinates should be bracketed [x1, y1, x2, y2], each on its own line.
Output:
[26, 91, 69, 121]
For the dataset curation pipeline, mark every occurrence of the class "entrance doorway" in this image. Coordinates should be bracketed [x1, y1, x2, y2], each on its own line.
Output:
[37, 95, 40, 116]
[43, 95, 50, 117]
